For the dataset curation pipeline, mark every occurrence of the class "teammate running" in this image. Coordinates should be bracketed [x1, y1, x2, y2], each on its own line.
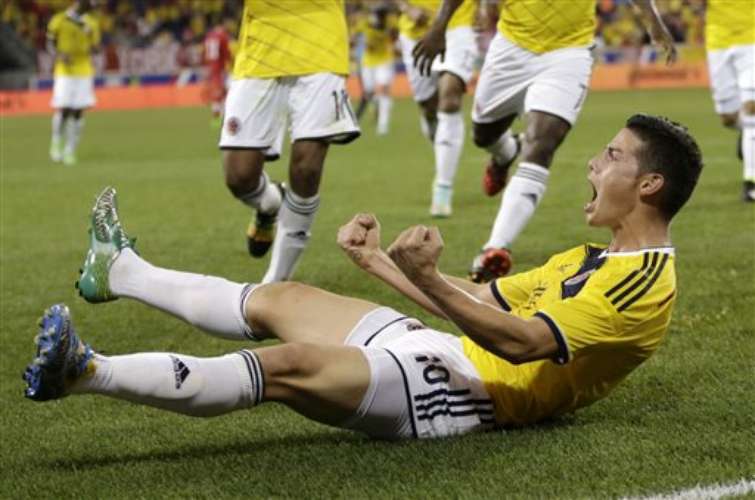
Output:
[203, 16, 233, 129]
[222, 1, 360, 283]
[414, 0, 676, 281]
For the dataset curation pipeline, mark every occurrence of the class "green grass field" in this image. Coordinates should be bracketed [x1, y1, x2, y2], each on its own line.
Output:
[1, 89, 753, 499]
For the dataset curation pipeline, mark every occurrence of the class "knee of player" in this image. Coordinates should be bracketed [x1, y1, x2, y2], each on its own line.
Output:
[260, 343, 324, 395]
[472, 124, 496, 148]
[720, 113, 740, 128]
[246, 282, 305, 325]
[223, 162, 261, 196]
[438, 91, 462, 113]
[741, 101, 755, 116]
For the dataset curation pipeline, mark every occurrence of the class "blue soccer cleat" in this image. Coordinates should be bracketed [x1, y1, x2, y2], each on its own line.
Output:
[23, 304, 94, 402]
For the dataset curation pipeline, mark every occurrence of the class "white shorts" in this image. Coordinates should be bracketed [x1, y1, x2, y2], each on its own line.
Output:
[343, 308, 496, 440]
[361, 62, 395, 93]
[707, 44, 755, 114]
[219, 73, 360, 151]
[473, 33, 594, 125]
[399, 26, 478, 102]
[51, 76, 96, 109]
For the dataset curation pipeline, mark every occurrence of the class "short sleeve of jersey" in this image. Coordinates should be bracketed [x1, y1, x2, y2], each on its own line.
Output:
[47, 14, 61, 40]
[535, 286, 622, 365]
[489, 266, 541, 312]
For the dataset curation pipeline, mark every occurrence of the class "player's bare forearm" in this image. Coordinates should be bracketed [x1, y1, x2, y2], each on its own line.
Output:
[367, 251, 450, 319]
[412, 271, 557, 364]
[630, 0, 677, 64]
[433, 0, 464, 30]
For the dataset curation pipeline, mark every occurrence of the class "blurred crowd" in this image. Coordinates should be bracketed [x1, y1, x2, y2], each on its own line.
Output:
[1, 0, 707, 77]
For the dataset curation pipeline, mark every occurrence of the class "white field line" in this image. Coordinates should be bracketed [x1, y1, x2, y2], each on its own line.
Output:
[624, 478, 755, 500]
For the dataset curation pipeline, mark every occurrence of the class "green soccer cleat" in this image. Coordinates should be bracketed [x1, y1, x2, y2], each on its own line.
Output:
[76, 187, 134, 303]
[62, 151, 76, 166]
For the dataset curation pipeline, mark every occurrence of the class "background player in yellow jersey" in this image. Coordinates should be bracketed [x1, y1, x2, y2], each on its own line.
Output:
[221, 0, 360, 283]
[397, 0, 479, 217]
[415, 0, 676, 281]
[46, 0, 100, 166]
[353, 3, 399, 136]
[705, 0, 755, 202]
[25, 115, 703, 441]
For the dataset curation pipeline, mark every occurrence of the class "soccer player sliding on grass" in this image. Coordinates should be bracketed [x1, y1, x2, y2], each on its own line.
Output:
[24, 115, 702, 440]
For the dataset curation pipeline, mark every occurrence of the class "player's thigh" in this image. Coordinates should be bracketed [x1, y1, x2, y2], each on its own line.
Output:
[433, 26, 478, 88]
[733, 44, 755, 107]
[472, 33, 532, 124]
[399, 34, 438, 102]
[287, 73, 360, 144]
[220, 78, 287, 149]
[361, 65, 377, 94]
[374, 62, 395, 90]
[523, 46, 594, 126]
[346, 330, 496, 440]
[707, 48, 740, 115]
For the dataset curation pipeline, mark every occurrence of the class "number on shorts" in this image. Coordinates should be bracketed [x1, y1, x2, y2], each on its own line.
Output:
[414, 355, 450, 385]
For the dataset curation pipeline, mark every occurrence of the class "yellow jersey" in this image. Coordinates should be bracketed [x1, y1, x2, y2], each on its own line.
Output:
[463, 244, 676, 427]
[47, 10, 100, 77]
[398, 0, 477, 41]
[705, 0, 755, 51]
[232, 0, 349, 79]
[354, 12, 397, 67]
[497, 0, 596, 53]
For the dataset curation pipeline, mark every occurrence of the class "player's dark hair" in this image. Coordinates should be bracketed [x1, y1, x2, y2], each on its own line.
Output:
[625, 114, 703, 220]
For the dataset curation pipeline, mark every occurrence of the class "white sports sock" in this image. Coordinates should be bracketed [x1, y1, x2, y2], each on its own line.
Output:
[64, 117, 84, 155]
[485, 162, 549, 249]
[262, 190, 319, 283]
[485, 131, 518, 166]
[741, 113, 755, 181]
[238, 171, 282, 214]
[73, 350, 262, 417]
[109, 248, 256, 340]
[377, 94, 392, 135]
[51, 111, 64, 143]
[433, 111, 465, 189]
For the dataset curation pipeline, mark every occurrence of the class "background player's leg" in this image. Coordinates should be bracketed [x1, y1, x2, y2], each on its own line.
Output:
[473, 114, 520, 177]
[418, 94, 438, 142]
[484, 111, 569, 251]
[262, 139, 328, 283]
[430, 72, 466, 218]
[63, 108, 84, 165]
[376, 84, 392, 135]
[741, 101, 755, 201]
[50, 108, 66, 162]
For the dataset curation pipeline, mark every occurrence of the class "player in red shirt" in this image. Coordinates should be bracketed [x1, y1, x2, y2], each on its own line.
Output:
[204, 17, 232, 128]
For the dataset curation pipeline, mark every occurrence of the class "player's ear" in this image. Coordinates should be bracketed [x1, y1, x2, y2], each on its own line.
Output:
[639, 172, 665, 197]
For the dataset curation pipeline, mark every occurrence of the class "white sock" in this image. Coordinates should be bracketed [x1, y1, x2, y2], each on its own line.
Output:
[485, 130, 518, 166]
[741, 112, 755, 181]
[73, 350, 262, 417]
[433, 111, 465, 190]
[238, 171, 282, 214]
[109, 248, 256, 340]
[64, 117, 83, 155]
[51, 111, 64, 143]
[377, 94, 392, 135]
[262, 190, 319, 283]
[485, 162, 549, 249]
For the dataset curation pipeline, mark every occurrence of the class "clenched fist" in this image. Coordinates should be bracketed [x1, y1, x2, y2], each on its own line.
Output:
[337, 213, 382, 271]
[387, 225, 444, 283]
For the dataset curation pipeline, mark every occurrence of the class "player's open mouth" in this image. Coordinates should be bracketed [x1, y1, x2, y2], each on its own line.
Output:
[584, 181, 598, 213]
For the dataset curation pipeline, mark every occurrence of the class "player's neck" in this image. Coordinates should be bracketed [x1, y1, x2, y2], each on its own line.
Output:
[607, 212, 671, 253]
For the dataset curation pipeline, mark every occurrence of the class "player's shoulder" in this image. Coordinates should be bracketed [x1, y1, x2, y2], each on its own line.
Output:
[590, 247, 676, 312]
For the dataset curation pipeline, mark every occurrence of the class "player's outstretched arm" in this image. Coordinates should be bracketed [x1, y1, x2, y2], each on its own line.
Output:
[412, 0, 464, 76]
[387, 225, 558, 364]
[630, 0, 677, 65]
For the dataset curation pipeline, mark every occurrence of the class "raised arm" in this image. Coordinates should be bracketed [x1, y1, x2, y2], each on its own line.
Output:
[387, 225, 558, 364]
[337, 214, 489, 320]
[630, 0, 677, 65]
